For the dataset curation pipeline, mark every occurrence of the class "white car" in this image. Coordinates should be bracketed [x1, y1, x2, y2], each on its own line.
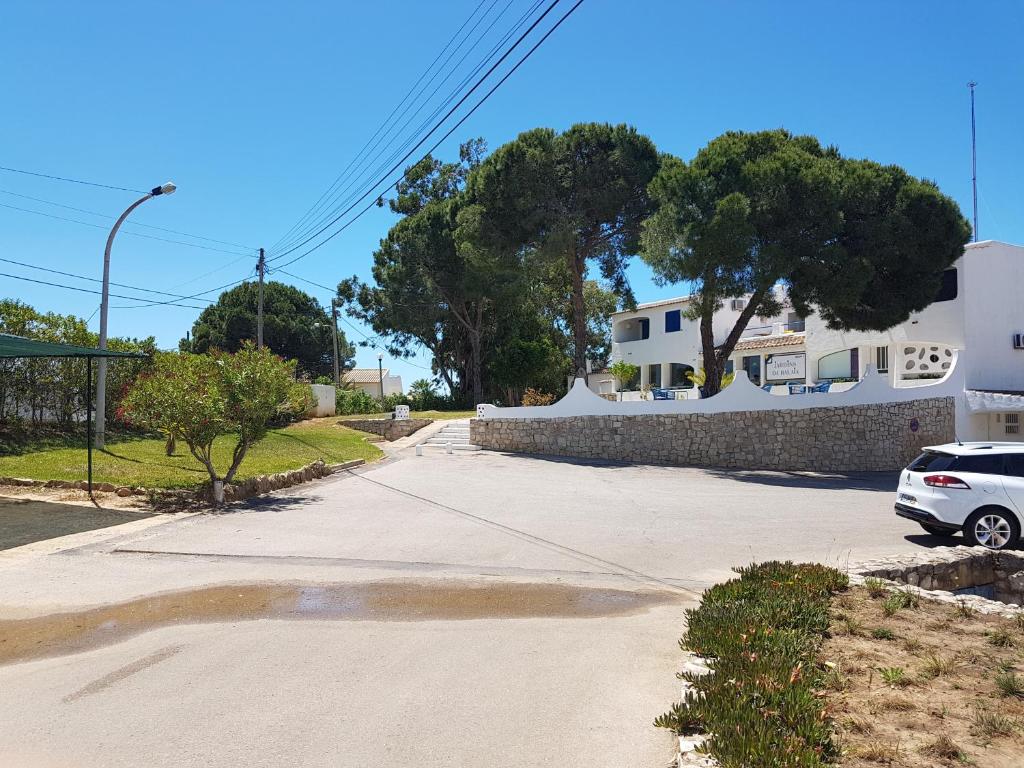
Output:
[895, 442, 1024, 550]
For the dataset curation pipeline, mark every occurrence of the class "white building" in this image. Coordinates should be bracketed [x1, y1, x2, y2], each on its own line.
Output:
[606, 240, 1024, 441]
[341, 368, 403, 398]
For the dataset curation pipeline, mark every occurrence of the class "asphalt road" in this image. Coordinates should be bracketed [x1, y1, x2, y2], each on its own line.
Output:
[0, 448, 930, 767]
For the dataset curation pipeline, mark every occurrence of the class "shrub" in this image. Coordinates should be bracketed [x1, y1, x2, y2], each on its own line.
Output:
[988, 627, 1015, 648]
[871, 627, 895, 641]
[863, 577, 887, 598]
[313, 375, 334, 385]
[879, 666, 909, 687]
[336, 388, 379, 415]
[521, 388, 556, 406]
[122, 344, 303, 500]
[995, 670, 1024, 699]
[656, 561, 848, 766]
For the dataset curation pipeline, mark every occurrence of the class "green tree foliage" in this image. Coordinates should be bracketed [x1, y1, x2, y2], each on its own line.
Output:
[607, 360, 639, 395]
[0, 299, 154, 427]
[465, 123, 660, 376]
[340, 139, 524, 405]
[183, 281, 355, 379]
[641, 129, 971, 395]
[122, 343, 311, 497]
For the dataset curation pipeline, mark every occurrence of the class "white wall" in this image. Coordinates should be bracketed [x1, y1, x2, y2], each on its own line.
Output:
[961, 241, 1024, 391]
[307, 384, 336, 417]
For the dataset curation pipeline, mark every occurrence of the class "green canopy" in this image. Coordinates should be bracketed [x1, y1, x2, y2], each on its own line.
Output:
[0, 333, 149, 494]
[0, 333, 147, 359]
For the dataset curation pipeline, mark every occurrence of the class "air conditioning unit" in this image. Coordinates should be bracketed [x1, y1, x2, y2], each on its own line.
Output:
[1014, 333, 1024, 350]
[731, 298, 747, 311]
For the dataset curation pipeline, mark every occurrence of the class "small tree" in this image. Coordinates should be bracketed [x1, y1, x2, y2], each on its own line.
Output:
[641, 129, 970, 396]
[123, 343, 310, 502]
[607, 360, 639, 400]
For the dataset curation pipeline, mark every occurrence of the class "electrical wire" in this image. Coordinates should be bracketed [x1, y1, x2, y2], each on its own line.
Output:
[0, 201, 256, 257]
[267, 0, 493, 255]
[276, 267, 435, 371]
[267, 0, 538, 259]
[266, 0, 569, 266]
[109, 274, 253, 309]
[0, 164, 146, 194]
[0, 188, 256, 251]
[268, 0, 584, 271]
[0, 270, 207, 309]
[0, 255, 224, 302]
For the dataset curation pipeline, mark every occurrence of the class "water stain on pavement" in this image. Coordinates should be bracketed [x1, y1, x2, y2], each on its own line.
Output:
[0, 581, 677, 665]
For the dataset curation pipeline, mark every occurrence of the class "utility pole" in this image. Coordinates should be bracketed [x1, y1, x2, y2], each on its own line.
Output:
[257, 248, 266, 349]
[377, 352, 384, 401]
[330, 299, 341, 386]
[968, 81, 979, 242]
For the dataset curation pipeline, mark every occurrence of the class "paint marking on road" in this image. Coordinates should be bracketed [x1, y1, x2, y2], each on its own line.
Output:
[63, 645, 183, 703]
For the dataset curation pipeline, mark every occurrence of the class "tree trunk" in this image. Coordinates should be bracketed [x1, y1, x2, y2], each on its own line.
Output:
[568, 248, 588, 380]
[700, 288, 768, 397]
[165, 433, 176, 456]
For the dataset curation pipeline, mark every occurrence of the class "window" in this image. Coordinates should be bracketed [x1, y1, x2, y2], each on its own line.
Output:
[786, 312, 805, 332]
[908, 451, 958, 473]
[1007, 413, 1021, 436]
[741, 355, 761, 386]
[648, 364, 662, 388]
[665, 310, 681, 333]
[908, 450, 1006, 474]
[1006, 455, 1024, 478]
[817, 349, 856, 380]
[875, 346, 889, 374]
[934, 268, 958, 302]
[639, 318, 650, 340]
[669, 363, 693, 388]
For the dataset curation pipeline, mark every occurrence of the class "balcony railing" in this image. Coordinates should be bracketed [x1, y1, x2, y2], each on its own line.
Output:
[740, 320, 805, 338]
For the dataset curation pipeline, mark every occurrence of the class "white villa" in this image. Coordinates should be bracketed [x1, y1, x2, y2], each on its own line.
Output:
[341, 367, 403, 398]
[597, 240, 1024, 442]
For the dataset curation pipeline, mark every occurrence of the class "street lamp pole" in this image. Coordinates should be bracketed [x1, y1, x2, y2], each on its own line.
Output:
[94, 182, 176, 449]
[377, 352, 384, 401]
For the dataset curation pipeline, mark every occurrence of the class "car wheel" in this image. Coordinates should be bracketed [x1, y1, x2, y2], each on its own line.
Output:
[964, 507, 1020, 550]
[919, 523, 956, 537]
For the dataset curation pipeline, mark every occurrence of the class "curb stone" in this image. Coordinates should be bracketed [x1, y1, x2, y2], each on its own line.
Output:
[0, 458, 365, 506]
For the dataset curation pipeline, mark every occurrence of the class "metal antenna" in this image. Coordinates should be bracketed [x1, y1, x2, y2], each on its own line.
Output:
[968, 81, 979, 242]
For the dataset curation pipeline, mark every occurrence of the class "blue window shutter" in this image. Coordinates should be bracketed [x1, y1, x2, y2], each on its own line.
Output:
[665, 310, 681, 333]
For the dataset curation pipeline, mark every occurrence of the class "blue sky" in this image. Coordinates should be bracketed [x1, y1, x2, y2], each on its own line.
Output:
[1, 0, 1021, 387]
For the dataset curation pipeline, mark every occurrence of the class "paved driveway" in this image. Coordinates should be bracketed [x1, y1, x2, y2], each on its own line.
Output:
[0, 449, 926, 767]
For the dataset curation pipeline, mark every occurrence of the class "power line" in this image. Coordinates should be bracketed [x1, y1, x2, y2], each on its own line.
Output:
[276, 268, 434, 370]
[0, 201, 256, 257]
[0, 270, 207, 309]
[267, 0, 494, 255]
[0, 188, 256, 251]
[268, 0, 539, 259]
[0, 256, 223, 303]
[268, 0, 585, 271]
[0, 164, 146, 194]
[110, 274, 252, 309]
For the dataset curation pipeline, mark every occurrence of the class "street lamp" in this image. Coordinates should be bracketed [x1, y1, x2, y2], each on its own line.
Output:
[377, 352, 384, 401]
[94, 182, 176, 449]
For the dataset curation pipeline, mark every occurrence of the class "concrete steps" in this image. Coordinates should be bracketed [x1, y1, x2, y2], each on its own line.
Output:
[418, 420, 481, 452]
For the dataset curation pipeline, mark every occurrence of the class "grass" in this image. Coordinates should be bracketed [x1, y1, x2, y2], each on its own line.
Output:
[336, 410, 476, 421]
[0, 418, 382, 489]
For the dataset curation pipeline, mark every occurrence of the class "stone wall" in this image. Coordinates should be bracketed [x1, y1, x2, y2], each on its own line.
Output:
[341, 418, 432, 441]
[470, 397, 954, 472]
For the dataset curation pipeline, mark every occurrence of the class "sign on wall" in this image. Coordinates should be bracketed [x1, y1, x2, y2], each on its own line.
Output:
[765, 352, 806, 382]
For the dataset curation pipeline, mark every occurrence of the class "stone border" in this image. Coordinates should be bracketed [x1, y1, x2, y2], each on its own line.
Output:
[0, 458, 365, 505]
[849, 546, 1024, 618]
[675, 654, 719, 767]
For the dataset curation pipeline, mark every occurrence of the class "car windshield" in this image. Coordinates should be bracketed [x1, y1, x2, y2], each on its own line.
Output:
[908, 451, 958, 472]
[908, 450, 1007, 474]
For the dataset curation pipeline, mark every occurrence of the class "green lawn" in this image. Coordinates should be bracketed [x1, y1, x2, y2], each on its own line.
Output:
[337, 410, 476, 421]
[0, 419, 383, 489]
